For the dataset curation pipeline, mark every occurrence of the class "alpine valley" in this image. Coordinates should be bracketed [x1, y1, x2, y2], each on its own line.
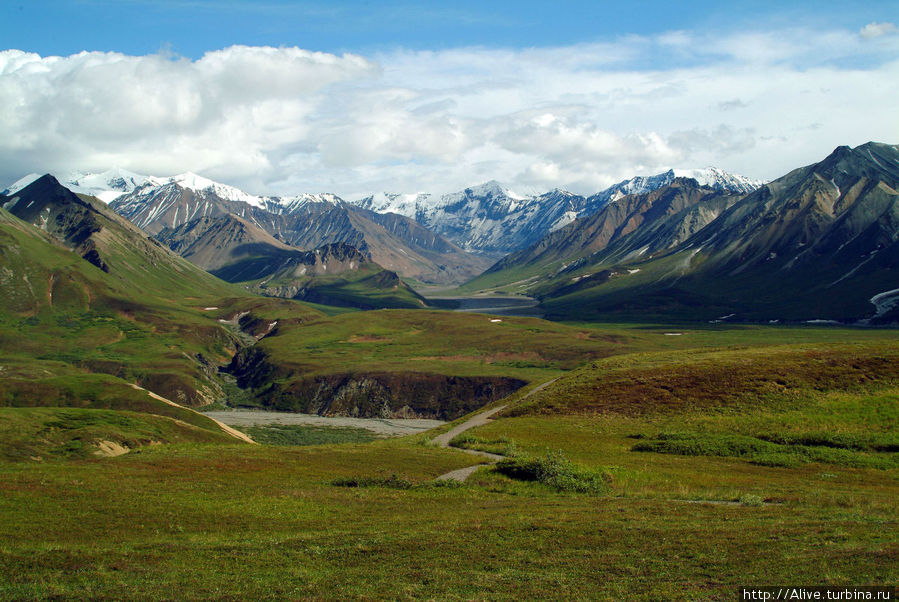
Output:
[1, 142, 898, 600]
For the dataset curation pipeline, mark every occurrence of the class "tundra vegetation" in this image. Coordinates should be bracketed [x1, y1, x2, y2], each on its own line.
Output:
[1, 319, 896, 599]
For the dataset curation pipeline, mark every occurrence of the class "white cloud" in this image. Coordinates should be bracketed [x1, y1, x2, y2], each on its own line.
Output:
[1, 28, 897, 198]
[860, 21, 897, 39]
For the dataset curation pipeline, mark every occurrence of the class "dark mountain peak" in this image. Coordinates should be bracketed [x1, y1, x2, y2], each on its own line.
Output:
[815, 142, 899, 184]
[667, 177, 710, 189]
[313, 242, 372, 263]
[13, 173, 82, 206]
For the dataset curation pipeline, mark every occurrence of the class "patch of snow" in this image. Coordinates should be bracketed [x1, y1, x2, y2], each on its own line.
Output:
[203, 307, 218, 311]
[628, 268, 641, 274]
[61, 168, 151, 202]
[490, 319, 503, 323]
[2, 173, 41, 196]
[804, 319, 842, 325]
[663, 332, 683, 336]
[866, 148, 886, 170]
[870, 288, 899, 318]
[709, 313, 736, 324]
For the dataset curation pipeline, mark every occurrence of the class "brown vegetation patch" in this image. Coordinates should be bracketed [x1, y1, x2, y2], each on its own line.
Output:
[347, 335, 392, 343]
[409, 355, 480, 363]
[507, 344, 899, 417]
[484, 351, 546, 364]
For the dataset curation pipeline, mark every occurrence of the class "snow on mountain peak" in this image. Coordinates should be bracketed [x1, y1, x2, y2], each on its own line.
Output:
[2, 173, 42, 196]
[66, 168, 151, 202]
[671, 167, 764, 194]
[463, 180, 536, 201]
[2, 169, 150, 202]
[354, 192, 431, 218]
[161, 172, 268, 208]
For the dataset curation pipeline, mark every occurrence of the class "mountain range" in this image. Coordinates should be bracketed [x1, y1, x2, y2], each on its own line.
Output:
[4, 165, 763, 273]
[354, 169, 763, 257]
[469, 142, 899, 323]
[4, 145, 898, 323]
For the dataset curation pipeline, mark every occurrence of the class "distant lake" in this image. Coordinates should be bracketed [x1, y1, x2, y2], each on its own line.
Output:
[426, 296, 543, 318]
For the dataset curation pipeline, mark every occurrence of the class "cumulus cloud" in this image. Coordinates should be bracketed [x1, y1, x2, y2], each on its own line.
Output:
[0, 28, 897, 198]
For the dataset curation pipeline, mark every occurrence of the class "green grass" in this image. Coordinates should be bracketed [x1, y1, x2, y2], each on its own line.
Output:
[1, 340, 894, 599]
[0, 429, 895, 600]
[0, 339, 897, 597]
[0, 407, 234, 461]
[0, 361, 232, 433]
[253, 309, 632, 381]
[224, 259, 429, 310]
[631, 431, 899, 470]
[242, 423, 379, 446]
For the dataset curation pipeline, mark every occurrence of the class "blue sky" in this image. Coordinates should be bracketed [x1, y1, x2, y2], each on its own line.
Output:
[5, 0, 898, 59]
[1, 1, 897, 197]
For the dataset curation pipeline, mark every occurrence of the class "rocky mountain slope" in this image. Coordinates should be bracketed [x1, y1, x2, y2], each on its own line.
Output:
[109, 177, 489, 285]
[482, 179, 740, 280]
[519, 142, 899, 322]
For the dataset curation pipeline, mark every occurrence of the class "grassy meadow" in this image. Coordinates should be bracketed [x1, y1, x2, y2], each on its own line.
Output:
[0, 323, 896, 599]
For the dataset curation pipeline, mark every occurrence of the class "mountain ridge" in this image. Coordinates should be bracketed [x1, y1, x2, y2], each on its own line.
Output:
[514, 142, 899, 323]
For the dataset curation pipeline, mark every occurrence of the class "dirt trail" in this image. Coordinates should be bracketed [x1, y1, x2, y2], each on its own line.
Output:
[129, 384, 257, 444]
[433, 378, 557, 482]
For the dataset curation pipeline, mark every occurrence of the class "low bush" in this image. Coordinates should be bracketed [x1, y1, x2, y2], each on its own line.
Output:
[331, 474, 414, 489]
[331, 474, 465, 490]
[449, 433, 516, 456]
[494, 451, 611, 494]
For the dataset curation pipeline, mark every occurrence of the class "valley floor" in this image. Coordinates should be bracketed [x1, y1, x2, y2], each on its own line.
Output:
[202, 409, 444, 437]
[0, 431, 894, 600]
[1, 325, 897, 600]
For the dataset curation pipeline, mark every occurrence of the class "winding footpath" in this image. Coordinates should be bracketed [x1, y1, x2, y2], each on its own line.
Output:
[433, 378, 558, 482]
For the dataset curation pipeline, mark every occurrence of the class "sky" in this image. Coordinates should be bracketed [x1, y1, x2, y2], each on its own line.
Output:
[1, 0, 898, 198]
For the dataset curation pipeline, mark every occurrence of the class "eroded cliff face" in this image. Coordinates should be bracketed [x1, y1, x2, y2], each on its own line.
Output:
[224, 348, 525, 420]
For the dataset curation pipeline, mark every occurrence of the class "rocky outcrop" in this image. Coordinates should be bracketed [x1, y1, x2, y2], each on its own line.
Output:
[223, 347, 525, 419]
[264, 372, 526, 420]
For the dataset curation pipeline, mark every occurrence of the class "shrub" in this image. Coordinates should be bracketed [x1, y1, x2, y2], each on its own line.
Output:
[331, 474, 414, 489]
[449, 433, 516, 456]
[494, 451, 611, 494]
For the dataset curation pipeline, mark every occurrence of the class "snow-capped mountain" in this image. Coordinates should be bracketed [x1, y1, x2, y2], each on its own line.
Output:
[105, 173, 490, 285]
[2, 173, 43, 197]
[2, 169, 151, 203]
[150, 172, 271, 208]
[352, 170, 763, 257]
[355, 192, 433, 217]
[583, 168, 764, 214]
[4, 165, 762, 261]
